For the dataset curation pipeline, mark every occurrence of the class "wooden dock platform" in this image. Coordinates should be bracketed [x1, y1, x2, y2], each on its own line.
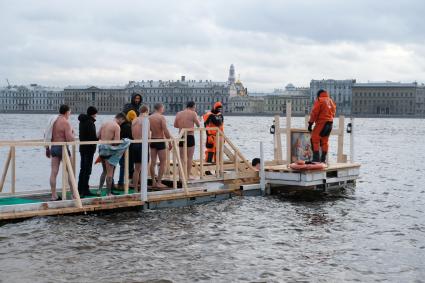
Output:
[265, 162, 360, 191]
[0, 185, 258, 222]
[262, 102, 360, 193]
[0, 106, 360, 223]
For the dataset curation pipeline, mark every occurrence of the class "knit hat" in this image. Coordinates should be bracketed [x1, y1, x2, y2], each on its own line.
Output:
[126, 110, 137, 122]
[87, 106, 98, 116]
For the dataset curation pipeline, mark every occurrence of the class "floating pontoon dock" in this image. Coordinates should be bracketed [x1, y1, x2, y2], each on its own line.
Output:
[0, 103, 360, 222]
[262, 102, 360, 194]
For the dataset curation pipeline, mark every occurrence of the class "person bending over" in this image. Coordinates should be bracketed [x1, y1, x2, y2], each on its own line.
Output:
[97, 113, 127, 196]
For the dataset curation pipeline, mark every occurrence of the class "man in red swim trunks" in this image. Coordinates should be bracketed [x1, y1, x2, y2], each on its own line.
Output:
[308, 89, 336, 163]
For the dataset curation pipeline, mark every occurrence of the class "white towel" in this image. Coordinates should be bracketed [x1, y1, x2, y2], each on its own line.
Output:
[44, 115, 59, 143]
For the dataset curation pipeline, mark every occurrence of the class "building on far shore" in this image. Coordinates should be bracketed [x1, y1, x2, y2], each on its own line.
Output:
[126, 76, 232, 114]
[64, 85, 128, 114]
[352, 82, 417, 116]
[263, 84, 310, 115]
[227, 96, 264, 114]
[0, 84, 63, 113]
[416, 84, 425, 116]
[310, 79, 356, 116]
[228, 84, 310, 115]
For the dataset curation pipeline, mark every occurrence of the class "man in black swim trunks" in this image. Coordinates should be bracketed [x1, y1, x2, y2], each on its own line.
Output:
[149, 103, 173, 189]
[174, 101, 200, 179]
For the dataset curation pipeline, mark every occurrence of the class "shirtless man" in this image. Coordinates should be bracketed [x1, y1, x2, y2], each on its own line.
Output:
[97, 112, 126, 196]
[174, 101, 200, 179]
[47, 105, 75, 201]
[149, 103, 172, 188]
[131, 105, 149, 192]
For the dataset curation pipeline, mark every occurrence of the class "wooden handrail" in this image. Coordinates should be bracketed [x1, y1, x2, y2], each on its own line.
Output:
[0, 138, 184, 147]
[0, 126, 256, 201]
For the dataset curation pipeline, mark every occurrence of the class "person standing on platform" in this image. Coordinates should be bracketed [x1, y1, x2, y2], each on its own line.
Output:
[149, 103, 173, 189]
[123, 93, 142, 116]
[97, 113, 128, 196]
[77, 106, 98, 197]
[308, 89, 336, 163]
[203, 102, 224, 163]
[174, 101, 200, 180]
[131, 105, 149, 192]
[45, 104, 75, 201]
[117, 110, 137, 190]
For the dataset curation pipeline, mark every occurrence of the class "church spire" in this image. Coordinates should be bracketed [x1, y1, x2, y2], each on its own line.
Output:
[228, 64, 236, 84]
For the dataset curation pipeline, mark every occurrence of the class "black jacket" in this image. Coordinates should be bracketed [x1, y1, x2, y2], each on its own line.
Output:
[120, 121, 133, 140]
[123, 93, 142, 116]
[78, 114, 98, 153]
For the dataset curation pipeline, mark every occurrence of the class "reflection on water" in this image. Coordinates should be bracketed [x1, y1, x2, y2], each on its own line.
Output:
[0, 114, 425, 282]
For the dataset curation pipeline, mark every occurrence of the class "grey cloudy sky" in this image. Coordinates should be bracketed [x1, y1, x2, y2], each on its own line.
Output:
[1, 0, 424, 90]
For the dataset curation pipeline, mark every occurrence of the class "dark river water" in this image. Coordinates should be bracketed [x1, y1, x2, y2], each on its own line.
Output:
[0, 114, 424, 282]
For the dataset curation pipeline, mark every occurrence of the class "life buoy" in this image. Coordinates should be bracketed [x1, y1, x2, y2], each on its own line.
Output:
[289, 160, 326, 171]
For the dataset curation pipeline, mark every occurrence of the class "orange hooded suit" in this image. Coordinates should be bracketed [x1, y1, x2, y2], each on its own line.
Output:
[308, 90, 336, 162]
[203, 102, 224, 162]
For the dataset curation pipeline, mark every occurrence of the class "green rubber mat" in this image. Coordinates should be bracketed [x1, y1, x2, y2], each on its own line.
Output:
[62, 188, 137, 198]
[0, 189, 138, 206]
[0, 197, 44, 206]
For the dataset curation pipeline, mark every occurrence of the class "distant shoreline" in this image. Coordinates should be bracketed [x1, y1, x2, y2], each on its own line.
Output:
[0, 111, 424, 119]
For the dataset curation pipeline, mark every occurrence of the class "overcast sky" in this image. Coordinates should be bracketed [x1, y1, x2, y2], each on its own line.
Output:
[1, 0, 424, 90]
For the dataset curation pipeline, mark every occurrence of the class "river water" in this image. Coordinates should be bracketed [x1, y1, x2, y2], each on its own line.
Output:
[0, 114, 424, 282]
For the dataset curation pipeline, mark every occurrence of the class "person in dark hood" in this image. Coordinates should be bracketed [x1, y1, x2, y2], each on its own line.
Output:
[77, 106, 98, 197]
[123, 93, 142, 116]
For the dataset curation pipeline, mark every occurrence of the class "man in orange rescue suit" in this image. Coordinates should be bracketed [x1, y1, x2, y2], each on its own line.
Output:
[203, 102, 224, 163]
[308, 89, 336, 163]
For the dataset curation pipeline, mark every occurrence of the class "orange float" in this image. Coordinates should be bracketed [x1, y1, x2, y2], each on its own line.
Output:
[289, 160, 326, 171]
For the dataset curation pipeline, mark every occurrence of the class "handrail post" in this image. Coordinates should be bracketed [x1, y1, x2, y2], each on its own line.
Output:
[11, 146, 16, 194]
[141, 117, 149, 202]
[220, 135, 224, 177]
[173, 139, 188, 194]
[124, 148, 129, 194]
[62, 145, 67, 200]
[63, 149, 83, 208]
[273, 115, 282, 163]
[71, 144, 76, 175]
[172, 146, 177, 189]
[286, 102, 292, 164]
[199, 129, 204, 179]
[260, 142, 266, 195]
[215, 130, 220, 178]
[304, 115, 310, 128]
[184, 130, 188, 179]
[234, 153, 239, 178]
[337, 115, 345, 163]
[0, 147, 12, 192]
[350, 117, 355, 163]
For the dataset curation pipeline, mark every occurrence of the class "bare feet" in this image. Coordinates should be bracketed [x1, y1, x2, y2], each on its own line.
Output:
[155, 182, 168, 189]
[51, 196, 61, 201]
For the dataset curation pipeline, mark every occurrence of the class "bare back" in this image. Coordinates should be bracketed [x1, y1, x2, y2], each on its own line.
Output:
[52, 116, 74, 142]
[174, 109, 199, 135]
[98, 120, 120, 141]
[131, 116, 145, 140]
[149, 113, 171, 139]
